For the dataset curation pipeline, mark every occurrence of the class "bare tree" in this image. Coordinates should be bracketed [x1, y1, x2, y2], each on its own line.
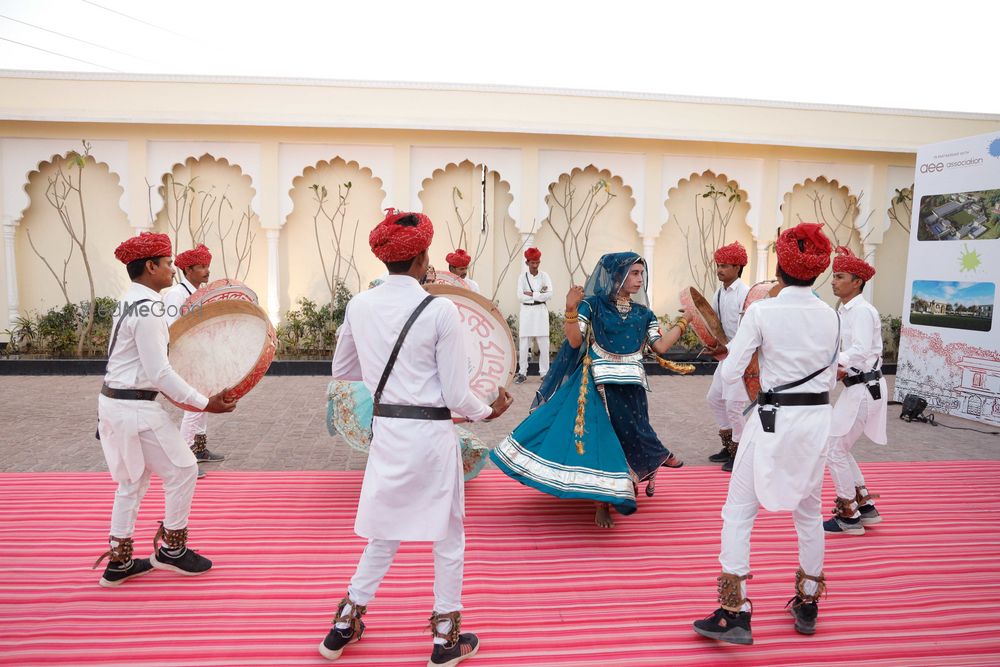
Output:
[25, 141, 99, 356]
[888, 187, 913, 234]
[672, 181, 743, 296]
[309, 181, 362, 298]
[446, 165, 495, 279]
[544, 170, 617, 283]
[489, 217, 538, 303]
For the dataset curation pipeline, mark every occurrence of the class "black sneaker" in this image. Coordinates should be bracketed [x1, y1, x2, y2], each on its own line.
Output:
[513, 373, 526, 384]
[195, 448, 225, 463]
[319, 622, 365, 661]
[721, 456, 734, 473]
[858, 503, 882, 526]
[693, 608, 752, 645]
[99, 558, 154, 588]
[428, 633, 479, 667]
[786, 596, 818, 634]
[197, 465, 206, 479]
[823, 514, 865, 535]
[150, 546, 212, 575]
[708, 446, 730, 463]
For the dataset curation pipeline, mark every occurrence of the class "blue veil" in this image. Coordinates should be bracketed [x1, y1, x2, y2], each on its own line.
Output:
[531, 251, 649, 409]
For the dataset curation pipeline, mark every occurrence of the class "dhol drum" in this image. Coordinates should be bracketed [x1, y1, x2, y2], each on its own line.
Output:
[679, 286, 728, 360]
[167, 282, 276, 410]
[433, 270, 471, 290]
[185, 277, 259, 308]
[741, 280, 781, 402]
[423, 283, 516, 404]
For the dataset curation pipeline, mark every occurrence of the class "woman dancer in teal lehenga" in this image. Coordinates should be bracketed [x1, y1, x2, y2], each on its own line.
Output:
[490, 252, 692, 527]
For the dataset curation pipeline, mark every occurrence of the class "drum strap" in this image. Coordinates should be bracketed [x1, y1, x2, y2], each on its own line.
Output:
[372, 295, 451, 420]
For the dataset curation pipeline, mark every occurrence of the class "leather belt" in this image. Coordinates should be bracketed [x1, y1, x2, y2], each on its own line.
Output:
[843, 370, 882, 387]
[372, 403, 452, 420]
[527, 301, 547, 306]
[756, 391, 830, 407]
[101, 383, 158, 401]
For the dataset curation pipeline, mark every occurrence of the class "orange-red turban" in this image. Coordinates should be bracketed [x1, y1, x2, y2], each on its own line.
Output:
[114, 232, 172, 265]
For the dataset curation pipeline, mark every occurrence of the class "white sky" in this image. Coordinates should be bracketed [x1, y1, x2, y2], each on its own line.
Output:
[1, 0, 999, 114]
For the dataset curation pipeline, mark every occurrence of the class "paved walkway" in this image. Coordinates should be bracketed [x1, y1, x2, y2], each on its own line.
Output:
[1, 374, 996, 474]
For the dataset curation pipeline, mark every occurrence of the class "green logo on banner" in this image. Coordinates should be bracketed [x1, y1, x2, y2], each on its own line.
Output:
[959, 243, 982, 272]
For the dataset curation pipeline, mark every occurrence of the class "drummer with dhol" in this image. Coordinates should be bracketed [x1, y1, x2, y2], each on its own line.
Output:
[93, 233, 237, 588]
[162, 244, 226, 478]
[318, 209, 513, 666]
[703, 242, 751, 472]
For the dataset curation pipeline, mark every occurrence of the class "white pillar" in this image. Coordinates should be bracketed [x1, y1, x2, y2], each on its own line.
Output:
[642, 235, 656, 307]
[3, 220, 19, 327]
[755, 240, 770, 282]
[266, 229, 280, 325]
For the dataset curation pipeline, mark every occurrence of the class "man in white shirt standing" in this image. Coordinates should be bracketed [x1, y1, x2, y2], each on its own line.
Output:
[824, 247, 886, 535]
[94, 233, 236, 587]
[319, 209, 513, 666]
[446, 248, 480, 293]
[514, 247, 553, 383]
[703, 242, 751, 472]
[693, 222, 838, 644]
[162, 244, 225, 477]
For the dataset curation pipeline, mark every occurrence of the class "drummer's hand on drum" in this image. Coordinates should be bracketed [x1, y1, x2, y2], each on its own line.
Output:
[705, 342, 728, 357]
[566, 285, 584, 311]
[205, 390, 238, 413]
[486, 386, 514, 421]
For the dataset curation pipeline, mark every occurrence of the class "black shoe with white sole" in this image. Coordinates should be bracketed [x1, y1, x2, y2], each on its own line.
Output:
[150, 546, 212, 575]
[693, 607, 753, 645]
[99, 557, 154, 587]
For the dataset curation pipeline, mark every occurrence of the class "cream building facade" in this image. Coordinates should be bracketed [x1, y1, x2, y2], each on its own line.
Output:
[2, 71, 999, 339]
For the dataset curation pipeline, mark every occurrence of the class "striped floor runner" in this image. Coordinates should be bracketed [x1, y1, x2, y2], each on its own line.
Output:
[2, 462, 999, 666]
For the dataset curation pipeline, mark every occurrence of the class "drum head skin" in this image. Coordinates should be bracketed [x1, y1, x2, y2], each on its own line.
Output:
[184, 278, 259, 310]
[679, 286, 728, 359]
[423, 283, 515, 404]
[432, 270, 471, 290]
[167, 299, 276, 407]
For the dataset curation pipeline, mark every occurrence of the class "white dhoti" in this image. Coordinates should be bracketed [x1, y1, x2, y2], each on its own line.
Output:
[706, 358, 750, 442]
[518, 333, 550, 377]
[180, 409, 207, 446]
[827, 379, 886, 501]
[98, 396, 199, 536]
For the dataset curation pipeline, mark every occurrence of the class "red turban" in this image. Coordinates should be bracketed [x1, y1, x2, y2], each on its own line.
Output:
[369, 209, 434, 263]
[524, 247, 541, 261]
[775, 222, 832, 280]
[446, 248, 472, 268]
[114, 232, 172, 265]
[175, 244, 212, 270]
[832, 246, 875, 281]
[713, 241, 748, 266]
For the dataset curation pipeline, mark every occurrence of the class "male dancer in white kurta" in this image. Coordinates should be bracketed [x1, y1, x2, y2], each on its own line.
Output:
[824, 247, 886, 535]
[704, 242, 751, 471]
[320, 210, 512, 666]
[693, 222, 838, 644]
[94, 233, 236, 587]
[162, 244, 225, 475]
[514, 247, 553, 383]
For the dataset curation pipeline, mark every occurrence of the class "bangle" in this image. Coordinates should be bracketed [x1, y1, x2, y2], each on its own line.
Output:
[564, 316, 579, 324]
[565, 309, 578, 317]
[674, 317, 688, 330]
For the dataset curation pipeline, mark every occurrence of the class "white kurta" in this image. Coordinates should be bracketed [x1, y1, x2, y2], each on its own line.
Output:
[162, 277, 197, 326]
[829, 294, 888, 444]
[709, 279, 751, 405]
[465, 277, 481, 294]
[721, 286, 840, 511]
[517, 270, 553, 338]
[98, 282, 208, 484]
[332, 274, 492, 542]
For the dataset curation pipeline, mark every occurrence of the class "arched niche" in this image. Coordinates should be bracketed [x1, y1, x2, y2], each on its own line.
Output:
[417, 160, 515, 303]
[875, 184, 914, 316]
[658, 170, 753, 308]
[539, 165, 638, 288]
[18, 153, 131, 312]
[152, 154, 265, 295]
[284, 157, 386, 309]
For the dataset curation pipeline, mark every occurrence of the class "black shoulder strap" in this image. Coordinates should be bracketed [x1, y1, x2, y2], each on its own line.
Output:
[373, 295, 436, 407]
[107, 299, 153, 358]
[181, 283, 193, 295]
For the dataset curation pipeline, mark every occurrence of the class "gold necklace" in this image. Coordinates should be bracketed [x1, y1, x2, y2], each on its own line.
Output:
[615, 296, 632, 317]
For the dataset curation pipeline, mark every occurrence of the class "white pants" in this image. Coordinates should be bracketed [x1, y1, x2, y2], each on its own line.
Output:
[827, 402, 869, 501]
[180, 410, 207, 446]
[706, 367, 748, 442]
[109, 429, 199, 538]
[347, 511, 465, 613]
[719, 439, 824, 605]
[519, 335, 550, 377]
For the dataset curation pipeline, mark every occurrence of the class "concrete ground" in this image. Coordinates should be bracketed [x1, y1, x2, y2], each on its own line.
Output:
[1, 374, 996, 474]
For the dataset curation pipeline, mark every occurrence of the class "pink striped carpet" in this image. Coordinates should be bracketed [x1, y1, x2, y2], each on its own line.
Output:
[2, 462, 999, 666]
